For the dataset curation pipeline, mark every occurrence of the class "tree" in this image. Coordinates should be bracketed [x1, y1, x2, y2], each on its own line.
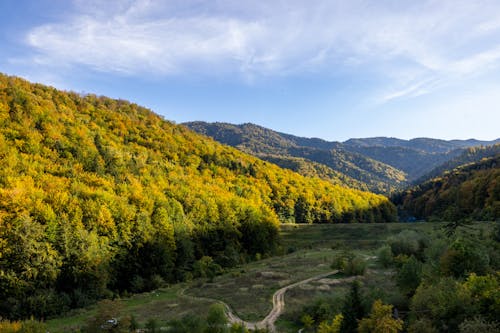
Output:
[440, 239, 490, 278]
[410, 278, 473, 332]
[317, 313, 343, 333]
[301, 314, 315, 331]
[358, 300, 403, 333]
[396, 255, 422, 296]
[340, 281, 364, 333]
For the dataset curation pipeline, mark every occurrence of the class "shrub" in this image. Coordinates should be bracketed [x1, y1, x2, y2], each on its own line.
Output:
[331, 251, 366, 276]
[388, 230, 429, 259]
[376, 245, 393, 268]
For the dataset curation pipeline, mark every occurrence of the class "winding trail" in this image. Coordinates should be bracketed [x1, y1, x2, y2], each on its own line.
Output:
[180, 270, 356, 332]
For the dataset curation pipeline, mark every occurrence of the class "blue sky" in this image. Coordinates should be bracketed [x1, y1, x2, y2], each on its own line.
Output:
[1, 0, 500, 141]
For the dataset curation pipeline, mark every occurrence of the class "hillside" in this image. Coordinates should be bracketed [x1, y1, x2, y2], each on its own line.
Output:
[186, 122, 500, 191]
[184, 122, 407, 193]
[415, 144, 500, 184]
[0, 74, 397, 319]
[394, 154, 500, 221]
[344, 137, 500, 153]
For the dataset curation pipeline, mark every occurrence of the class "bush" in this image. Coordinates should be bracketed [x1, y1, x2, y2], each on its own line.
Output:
[376, 245, 393, 268]
[388, 230, 429, 259]
[331, 251, 366, 276]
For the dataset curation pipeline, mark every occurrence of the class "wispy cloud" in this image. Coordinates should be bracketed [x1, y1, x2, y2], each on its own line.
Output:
[21, 0, 500, 99]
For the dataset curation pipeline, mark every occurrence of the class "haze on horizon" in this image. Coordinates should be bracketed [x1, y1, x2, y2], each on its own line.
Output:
[1, 0, 499, 141]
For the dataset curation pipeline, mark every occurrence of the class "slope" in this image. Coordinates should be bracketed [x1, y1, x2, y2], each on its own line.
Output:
[0, 74, 396, 319]
[393, 154, 500, 221]
[184, 121, 407, 193]
[415, 144, 500, 184]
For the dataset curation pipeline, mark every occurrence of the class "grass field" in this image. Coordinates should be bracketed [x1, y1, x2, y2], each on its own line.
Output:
[46, 221, 491, 332]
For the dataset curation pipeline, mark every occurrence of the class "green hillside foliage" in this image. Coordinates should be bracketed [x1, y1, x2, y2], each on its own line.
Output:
[0, 74, 396, 319]
[184, 122, 407, 193]
[394, 155, 500, 221]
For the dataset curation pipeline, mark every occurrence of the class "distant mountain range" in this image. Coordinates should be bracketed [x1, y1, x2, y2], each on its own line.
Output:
[184, 121, 500, 194]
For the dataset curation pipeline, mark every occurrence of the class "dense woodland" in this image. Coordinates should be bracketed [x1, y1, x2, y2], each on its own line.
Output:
[0, 74, 396, 319]
[394, 154, 500, 221]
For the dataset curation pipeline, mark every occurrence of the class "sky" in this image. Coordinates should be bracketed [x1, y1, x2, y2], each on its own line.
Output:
[0, 0, 499, 142]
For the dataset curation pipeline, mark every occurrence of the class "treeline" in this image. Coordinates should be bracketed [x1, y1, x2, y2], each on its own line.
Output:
[394, 154, 500, 221]
[0, 74, 396, 319]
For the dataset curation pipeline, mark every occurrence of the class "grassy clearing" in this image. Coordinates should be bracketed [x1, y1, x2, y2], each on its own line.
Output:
[280, 222, 445, 251]
[187, 248, 337, 321]
[46, 285, 214, 332]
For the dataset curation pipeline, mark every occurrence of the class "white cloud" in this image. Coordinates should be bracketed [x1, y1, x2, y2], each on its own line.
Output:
[22, 0, 500, 98]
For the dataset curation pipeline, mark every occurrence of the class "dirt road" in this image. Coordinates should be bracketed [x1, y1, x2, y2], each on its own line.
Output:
[182, 270, 348, 332]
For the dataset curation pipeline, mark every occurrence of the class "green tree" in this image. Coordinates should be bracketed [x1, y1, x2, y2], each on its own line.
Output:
[410, 278, 473, 332]
[440, 239, 490, 278]
[396, 255, 422, 296]
[340, 281, 364, 333]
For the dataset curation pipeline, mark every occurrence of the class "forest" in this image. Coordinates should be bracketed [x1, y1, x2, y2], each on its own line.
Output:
[394, 154, 500, 221]
[0, 74, 396, 320]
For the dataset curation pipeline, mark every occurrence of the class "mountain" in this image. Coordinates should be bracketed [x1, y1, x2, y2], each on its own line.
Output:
[393, 154, 500, 221]
[0, 74, 396, 319]
[185, 122, 500, 193]
[342, 145, 463, 181]
[344, 137, 500, 153]
[184, 122, 407, 193]
[415, 144, 500, 184]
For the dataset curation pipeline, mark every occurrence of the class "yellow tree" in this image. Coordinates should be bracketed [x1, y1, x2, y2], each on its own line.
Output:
[358, 300, 403, 333]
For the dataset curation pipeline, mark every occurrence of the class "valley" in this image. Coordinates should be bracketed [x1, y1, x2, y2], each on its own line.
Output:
[0, 74, 498, 332]
[1, 2, 500, 332]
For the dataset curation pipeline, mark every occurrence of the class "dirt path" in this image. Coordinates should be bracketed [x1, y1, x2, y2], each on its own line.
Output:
[180, 270, 355, 332]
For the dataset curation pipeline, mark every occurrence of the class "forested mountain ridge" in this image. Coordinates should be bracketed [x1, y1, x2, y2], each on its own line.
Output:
[415, 144, 500, 184]
[185, 121, 407, 193]
[185, 121, 500, 192]
[344, 136, 500, 153]
[394, 154, 500, 221]
[0, 74, 396, 319]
